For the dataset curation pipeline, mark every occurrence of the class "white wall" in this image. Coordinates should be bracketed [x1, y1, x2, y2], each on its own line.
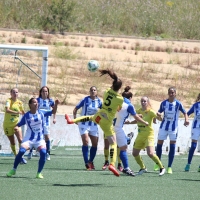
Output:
[0, 113, 200, 154]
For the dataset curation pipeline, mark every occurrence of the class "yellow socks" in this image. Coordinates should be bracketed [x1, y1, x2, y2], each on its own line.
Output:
[134, 155, 145, 169]
[117, 147, 122, 165]
[10, 144, 17, 156]
[73, 116, 92, 123]
[109, 143, 117, 166]
[104, 148, 109, 162]
[151, 154, 164, 168]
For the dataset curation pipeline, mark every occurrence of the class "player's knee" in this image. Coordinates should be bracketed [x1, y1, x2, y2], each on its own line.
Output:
[40, 148, 47, 161]
[19, 147, 26, 155]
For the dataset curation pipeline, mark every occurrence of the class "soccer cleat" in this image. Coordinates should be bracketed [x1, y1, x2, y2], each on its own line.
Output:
[137, 168, 147, 175]
[36, 173, 44, 179]
[184, 164, 190, 172]
[20, 157, 27, 164]
[88, 161, 95, 170]
[27, 152, 32, 160]
[127, 132, 134, 145]
[159, 168, 166, 176]
[6, 169, 16, 177]
[122, 168, 135, 176]
[154, 164, 159, 171]
[102, 161, 109, 170]
[46, 153, 50, 161]
[65, 114, 74, 124]
[117, 163, 123, 172]
[85, 163, 92, 170]
[108, 164, 120, 177]
[167, 167, 173, 174]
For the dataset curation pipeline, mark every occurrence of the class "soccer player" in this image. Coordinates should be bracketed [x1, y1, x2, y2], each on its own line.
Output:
[65, 69, 125, 176]
[128, 96, 165, 176]
[6, 97, 59, 179]
[28, 86, 56, 161]
[154, 87, 189, 174]
[184, 93, 200, 172]
[3, 88, 26, 164]
[73, 86, 102, 170]
[114, 86, 149, 176]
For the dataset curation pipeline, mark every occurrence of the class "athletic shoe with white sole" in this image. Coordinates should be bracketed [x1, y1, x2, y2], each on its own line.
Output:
[159, 168, 166, 176]
[138, 168, 147, 175]
[167, 167, 173, 174]
[36, 173, 44, 179]
[20, 157, 27, 164]
[27, 152, 32, 160]
[102, 161, 109, 170]
[46, 153, 50, 161]
[122, 168, 135, 176]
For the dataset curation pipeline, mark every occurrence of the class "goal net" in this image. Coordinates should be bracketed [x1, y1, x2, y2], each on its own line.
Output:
[0, 44, 48, 154]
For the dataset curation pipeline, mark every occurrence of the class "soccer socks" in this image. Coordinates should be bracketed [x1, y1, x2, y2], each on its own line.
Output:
[109, 143, 117, 166]
[10, 144, 17, 156]
[104, 148, 109, 162]
[73, 116, 92, 123]
[134, 155, 145, 169]
[156, 143, 163, 160]
[13, 147, 26, 169]
[38, 148, 46, 173]
[120, 150, 129, 169]
[168, 143, 175, 167]
[46, 140, 50, 154]
[188, 142, 197, 164]
[151, 154, 164, 169]
[89, 146, 97, 162]
[82, 145, 89, 164]
[117, 147, 122, 165]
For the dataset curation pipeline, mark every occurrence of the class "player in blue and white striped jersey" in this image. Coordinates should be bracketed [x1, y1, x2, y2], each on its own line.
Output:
[185, 93, 200, 172]
[155, 87, 189, 174]
[73, 86, 102, 170]
[6, 97, 59, 179]
[28, 86, 55, 161]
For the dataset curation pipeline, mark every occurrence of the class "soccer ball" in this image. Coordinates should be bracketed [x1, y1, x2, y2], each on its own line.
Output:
[87, 60, 99, 72]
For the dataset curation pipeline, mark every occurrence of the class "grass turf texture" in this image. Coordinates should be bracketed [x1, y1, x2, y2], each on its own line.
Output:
[0, 147, 200, 200]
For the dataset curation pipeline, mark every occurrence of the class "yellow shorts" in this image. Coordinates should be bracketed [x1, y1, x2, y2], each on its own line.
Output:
[92, 112, 115, 137]
[3, 125, 21, 137]
[133, 134, 154, 149]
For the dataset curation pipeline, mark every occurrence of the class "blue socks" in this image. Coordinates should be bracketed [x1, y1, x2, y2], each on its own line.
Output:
[89, 146, 97, 162]
[14, 147, 26, 169]
[168, 143, 175, 167]
[38, 148, 46, 173]
[82, 145, 89, 164]
[156, 143, 163, 160]
[46, 140, 50, 154]
[120, 150, 129, 169]
[188, 142, 197, 164]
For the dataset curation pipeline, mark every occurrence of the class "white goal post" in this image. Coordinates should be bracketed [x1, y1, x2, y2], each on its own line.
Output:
[0, 44, 48, 86]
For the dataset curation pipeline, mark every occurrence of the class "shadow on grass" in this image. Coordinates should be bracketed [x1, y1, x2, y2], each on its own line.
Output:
[53, 183, 108, 187]
[175, 178, 200, 182]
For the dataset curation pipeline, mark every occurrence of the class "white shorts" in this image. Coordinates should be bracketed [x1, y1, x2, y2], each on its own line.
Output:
[115, 128, 127, 147]
[78, 124, 99, 137]
[158, 129, 178, 141]
[44, 126, 50, 135]
[191, 128, 200, 140]
[22, 139, 46, 150]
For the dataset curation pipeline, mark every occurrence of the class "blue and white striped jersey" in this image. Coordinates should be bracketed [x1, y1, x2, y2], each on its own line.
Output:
[158, 99, 186, 131]
[17, 110, 52, 141]
[187, 102, 200, 129]
[37, 97, 55, 126]
[76, 96, 102, 127]
[113, 97, 137, 129]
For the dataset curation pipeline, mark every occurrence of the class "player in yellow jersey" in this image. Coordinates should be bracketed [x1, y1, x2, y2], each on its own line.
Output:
[3, 88, 26, 163]
[126, 96, 165, 176]
[65, 69, 124, 176]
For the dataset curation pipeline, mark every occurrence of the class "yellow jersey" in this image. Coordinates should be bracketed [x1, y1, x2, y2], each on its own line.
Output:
[137, 108, 157, 136]
[101, 88, 123, 121]
[3, 98, 24, 127]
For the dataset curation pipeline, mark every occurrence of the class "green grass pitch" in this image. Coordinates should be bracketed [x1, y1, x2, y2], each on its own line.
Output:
[0, 148, 200, 200]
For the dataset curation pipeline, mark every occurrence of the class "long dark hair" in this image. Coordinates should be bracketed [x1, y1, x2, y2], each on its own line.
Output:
[122, 86, 132, 99]
[39, 86, 50, 99]
[195, 93, 200, 102]
[99, 69, 122, 91]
